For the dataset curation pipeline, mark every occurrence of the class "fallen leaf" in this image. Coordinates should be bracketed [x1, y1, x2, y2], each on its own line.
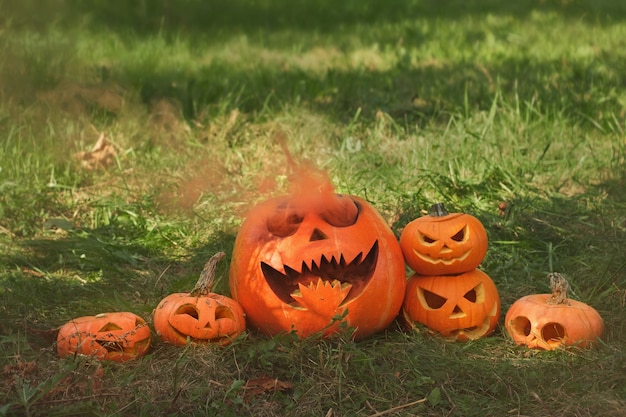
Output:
[48, 362, 105, 398]
[2, 359, 36, 376]
[28, 326, 60, 344]
[75, 133, 117, 170]
[498, 202, 508, 216]
[244, 376, 294, 398]
[21, 267, 45, 277]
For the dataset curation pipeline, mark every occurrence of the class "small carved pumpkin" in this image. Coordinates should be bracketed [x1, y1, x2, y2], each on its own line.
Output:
[402, 269, 501, 341]
[229, 193, 406, 340]
[400, 203, 488, 275]
[505, 273, 604, 350]
[57, 312, 151, 362]
[153, 252, 246, 346]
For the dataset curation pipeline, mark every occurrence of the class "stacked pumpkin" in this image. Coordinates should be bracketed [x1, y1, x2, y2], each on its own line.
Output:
[399, 203, 501, 341]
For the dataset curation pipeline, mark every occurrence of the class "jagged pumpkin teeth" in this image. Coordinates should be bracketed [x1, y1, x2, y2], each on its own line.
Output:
[230, 193, 406, 340]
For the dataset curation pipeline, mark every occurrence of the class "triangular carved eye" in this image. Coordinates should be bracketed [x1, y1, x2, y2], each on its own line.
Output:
[267, 201, 304, 237]
[420, 289, 447, 309]
[98, 323, 122, 332]
[464, 288, 477, 302]
[419, 233, 437, 244]
[451, 225, 467, 242]
[320, 194, 359, 227]
[463, 283, 485, 303]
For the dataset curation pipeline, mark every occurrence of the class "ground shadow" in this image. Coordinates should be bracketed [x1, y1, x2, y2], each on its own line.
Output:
[18, 0, 626, 35]
[0, 224, 237, 332]
[3, 0, 625, 128]
[120, 51, 624, 131]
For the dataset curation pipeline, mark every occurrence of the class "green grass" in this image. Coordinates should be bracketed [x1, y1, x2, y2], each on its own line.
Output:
[1, 0, 625, 416]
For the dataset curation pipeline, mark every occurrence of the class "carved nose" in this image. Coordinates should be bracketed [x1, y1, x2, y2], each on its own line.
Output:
[440, 244, 453, 253]
[309, 228, 328, 241]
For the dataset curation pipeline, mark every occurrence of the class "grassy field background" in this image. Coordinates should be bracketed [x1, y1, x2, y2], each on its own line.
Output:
[1, 0, 625, 416]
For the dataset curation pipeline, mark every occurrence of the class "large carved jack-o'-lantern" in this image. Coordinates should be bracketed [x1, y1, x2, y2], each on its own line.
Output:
[229, 193, 406, 340]
[400, 203, 488, 276]
[505, 273, 604, 350]
[402, 269, 501, 341]
[57, 312, 151, 362]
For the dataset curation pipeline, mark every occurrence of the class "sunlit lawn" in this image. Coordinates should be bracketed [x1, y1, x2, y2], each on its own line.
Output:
[1, 1, 625, 416]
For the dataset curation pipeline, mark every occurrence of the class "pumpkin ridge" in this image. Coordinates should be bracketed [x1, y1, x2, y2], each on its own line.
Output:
[260, 240, 379, 306]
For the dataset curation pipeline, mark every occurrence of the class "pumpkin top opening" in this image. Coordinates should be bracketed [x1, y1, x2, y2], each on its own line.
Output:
[546, 272, 571, 306]
[429, 203, 449, 217]
[190, 252, 226, 297]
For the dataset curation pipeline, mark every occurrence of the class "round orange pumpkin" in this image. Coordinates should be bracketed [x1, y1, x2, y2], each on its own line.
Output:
[505, 273, 604, 350]
[229, 193, 406, 340]
[400, 203, 488, 275]
[154, 252, 246, 346]
[402, 269, 501, 341]
[57, 312, 151, 362]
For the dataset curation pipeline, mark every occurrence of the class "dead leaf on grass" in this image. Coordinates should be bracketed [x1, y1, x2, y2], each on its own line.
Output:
[28, 326, 60, 344]
[2, 358, 37, 377]
[45, 362, 106, 399]
[244, 376, 294, 398]
[75, 133, 117, 170]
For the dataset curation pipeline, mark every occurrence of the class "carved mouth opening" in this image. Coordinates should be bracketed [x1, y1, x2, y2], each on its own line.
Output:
[448, 302, 499, 340]
[413, 248, 471, 265]
[95, 322, 150, 355]
[260, 240, 379, 306]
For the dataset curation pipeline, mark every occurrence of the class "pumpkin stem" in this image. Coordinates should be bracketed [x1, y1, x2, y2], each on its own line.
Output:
[190, 252, 226, 297]
[546, 272, 571, 305]
[429, 203, 449, 217]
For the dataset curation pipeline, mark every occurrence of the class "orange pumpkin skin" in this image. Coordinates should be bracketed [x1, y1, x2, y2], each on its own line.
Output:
[57, 312, 151, 362]
[153, 292, 246, 346]
[504, 294, 604, 350]
[400, 207, 488, 276]
[402, 270, 501, 341]
[229, 194, 406, 340]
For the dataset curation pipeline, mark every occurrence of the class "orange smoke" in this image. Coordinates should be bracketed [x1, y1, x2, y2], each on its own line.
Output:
[266, 133, 358, 226]
[274, 131, 348, 217]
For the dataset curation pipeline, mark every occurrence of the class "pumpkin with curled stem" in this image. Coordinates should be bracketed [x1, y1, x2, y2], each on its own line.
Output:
[57, 312, 151, 362]
[229, 193, 406, 340]
[504, 273, 604, 350]
[402, 269, 501, 341]
[400, 203, 488, 275]
[153, 252, 246, 346]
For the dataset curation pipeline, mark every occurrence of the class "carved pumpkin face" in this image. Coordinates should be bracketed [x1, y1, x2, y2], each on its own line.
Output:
[153, 292, 246, 346]
[402, 270, 501, 341]
[400, 203, 488, 275]
[229, 194, 406, 340]
[57, 312, 151, 362]
[505, 294, 604, 350]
